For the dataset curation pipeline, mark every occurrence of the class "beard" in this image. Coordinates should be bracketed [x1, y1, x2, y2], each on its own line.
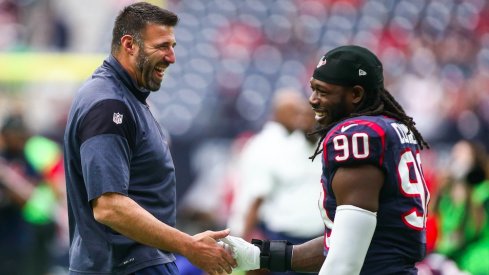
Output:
[136, 50, 162, 91]
[326, 95, 351, 126]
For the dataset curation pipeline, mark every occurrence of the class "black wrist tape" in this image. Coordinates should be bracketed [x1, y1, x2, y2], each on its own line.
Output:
[251, 239, 293, 272]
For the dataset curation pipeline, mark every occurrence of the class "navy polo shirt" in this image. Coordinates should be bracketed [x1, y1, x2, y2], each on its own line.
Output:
[63, 55, 177, 274]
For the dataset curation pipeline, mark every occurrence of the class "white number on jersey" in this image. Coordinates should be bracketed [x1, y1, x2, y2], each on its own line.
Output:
[332, 133, 370, 161]
[330, 131, 429, 230]
[398, 150, 430, 230]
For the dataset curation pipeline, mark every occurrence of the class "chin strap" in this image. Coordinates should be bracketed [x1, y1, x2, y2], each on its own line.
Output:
[251, 239, 293, 272]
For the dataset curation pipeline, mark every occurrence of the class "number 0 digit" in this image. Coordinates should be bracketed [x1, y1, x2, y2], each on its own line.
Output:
[333, 133, 369, 161]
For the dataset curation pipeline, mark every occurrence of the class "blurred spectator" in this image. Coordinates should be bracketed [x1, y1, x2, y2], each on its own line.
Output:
[0, 114, 34, 275]
[431, 140, 489, 274]
[227, 89, 323, 275]
[0, 114, 66, 275]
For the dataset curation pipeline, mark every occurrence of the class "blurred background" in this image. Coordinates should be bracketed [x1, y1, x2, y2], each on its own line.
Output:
[1, 0, 489, 274]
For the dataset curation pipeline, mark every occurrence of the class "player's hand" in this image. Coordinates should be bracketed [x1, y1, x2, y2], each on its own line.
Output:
[186, 229, 237, 275]
[221, 235, 260, 271]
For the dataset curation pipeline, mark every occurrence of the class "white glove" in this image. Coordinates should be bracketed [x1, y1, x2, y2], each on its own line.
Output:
[221, 236, 261, 271]
[217, 240, 233, 254]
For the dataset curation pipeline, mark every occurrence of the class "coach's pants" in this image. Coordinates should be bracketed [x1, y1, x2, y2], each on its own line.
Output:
[132, 262, 179, 275]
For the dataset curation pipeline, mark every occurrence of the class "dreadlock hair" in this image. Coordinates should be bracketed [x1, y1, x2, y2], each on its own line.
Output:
[309, 86, 430, 161]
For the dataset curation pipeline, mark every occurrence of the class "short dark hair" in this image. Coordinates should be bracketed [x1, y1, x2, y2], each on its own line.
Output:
[111, 2, 179, 54]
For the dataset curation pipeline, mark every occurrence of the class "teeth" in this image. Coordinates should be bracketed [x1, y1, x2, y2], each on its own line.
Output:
[314, 111, 325, 117]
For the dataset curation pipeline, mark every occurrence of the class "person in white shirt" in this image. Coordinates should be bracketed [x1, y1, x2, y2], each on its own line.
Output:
[227, 89, 324, 275]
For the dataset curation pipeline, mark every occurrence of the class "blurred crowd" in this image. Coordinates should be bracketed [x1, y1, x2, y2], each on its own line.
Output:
[0, 114, 68, 275]
[1, 0, 489, 274]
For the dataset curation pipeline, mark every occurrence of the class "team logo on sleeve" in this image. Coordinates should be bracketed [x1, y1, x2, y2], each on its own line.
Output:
[113, 112, 123, 124]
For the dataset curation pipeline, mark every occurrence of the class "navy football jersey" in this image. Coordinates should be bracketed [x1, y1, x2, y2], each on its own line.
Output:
[319, 115, 429, 274]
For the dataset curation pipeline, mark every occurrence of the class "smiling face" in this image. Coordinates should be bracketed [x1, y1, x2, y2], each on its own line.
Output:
[134, 23, 176, 91]
[308, 78, 358, 126]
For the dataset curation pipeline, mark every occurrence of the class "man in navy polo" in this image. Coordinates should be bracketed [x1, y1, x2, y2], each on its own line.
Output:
[63, 2, 236, 275]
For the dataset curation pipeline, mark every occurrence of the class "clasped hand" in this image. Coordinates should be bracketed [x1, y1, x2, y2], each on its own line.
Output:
[218, 236, 261, 271]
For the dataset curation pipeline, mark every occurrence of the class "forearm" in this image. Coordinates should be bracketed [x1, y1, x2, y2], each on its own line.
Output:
[291, 236, 325, 272]
[223, 235, 325, 273]
[92, 192, 193, 255]
[224, 206, 375, 274]
[93, 192, 237, 274]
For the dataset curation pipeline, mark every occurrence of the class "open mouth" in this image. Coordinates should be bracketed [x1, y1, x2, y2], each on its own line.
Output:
[154, 65, 166, 79]
[313, 110, 326, 121]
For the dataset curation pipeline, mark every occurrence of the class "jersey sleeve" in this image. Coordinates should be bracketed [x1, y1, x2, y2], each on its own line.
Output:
[323, 119, 386, 174]
[78, 99, 136, 148]
[78, 99, 137, 201]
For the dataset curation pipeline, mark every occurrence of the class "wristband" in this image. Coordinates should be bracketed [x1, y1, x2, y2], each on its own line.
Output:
[251, 239, 293, 272]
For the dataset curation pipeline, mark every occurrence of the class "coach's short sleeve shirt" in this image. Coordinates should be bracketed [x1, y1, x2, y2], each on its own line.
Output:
[63, 55, 176, 274]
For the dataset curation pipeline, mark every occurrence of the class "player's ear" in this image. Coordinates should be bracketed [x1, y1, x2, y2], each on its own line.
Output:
[120, 35, 137, 55]
[351, 85, 365, 105]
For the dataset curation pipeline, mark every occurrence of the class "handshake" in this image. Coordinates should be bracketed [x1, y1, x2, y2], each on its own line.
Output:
[218, 236, 293, 272]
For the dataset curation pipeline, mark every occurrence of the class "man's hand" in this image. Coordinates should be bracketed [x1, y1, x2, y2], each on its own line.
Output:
[221, 236, 260, 271]
[185, 229, 237, 275]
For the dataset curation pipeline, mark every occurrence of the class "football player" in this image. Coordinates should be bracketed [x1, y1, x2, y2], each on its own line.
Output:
[222, 45, 430, 275]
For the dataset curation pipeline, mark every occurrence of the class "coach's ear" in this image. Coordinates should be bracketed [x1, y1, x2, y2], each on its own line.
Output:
[120, 35, 138, 56]
[351, 85, 365, 105]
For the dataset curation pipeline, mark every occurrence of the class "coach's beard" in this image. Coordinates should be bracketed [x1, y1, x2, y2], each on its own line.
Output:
[136, 52, 164, 91]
